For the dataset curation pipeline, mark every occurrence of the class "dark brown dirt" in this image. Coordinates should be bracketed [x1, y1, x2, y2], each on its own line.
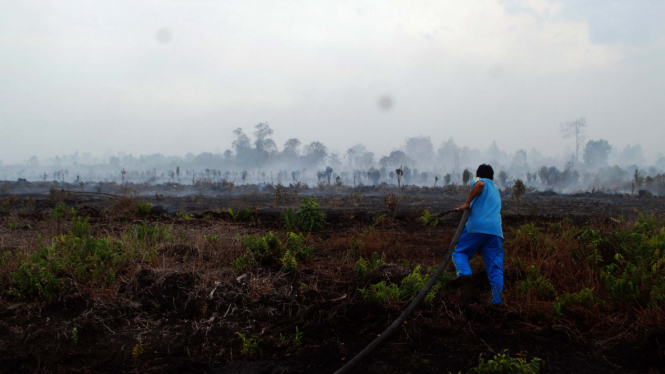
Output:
[1, 188, 664, 373]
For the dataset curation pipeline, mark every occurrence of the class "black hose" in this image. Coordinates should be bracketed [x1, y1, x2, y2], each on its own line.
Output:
[333, 208, 470, 374]
[436, 209, 460, 218]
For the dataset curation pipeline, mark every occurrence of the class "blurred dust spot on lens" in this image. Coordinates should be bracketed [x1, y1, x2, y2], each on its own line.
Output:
[488, 63, 504, 79]
[378, 95, 393, 111]
[156, 28, 172, 43]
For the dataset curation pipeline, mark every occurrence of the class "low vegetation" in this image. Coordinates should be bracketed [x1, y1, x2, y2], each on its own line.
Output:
[1, 193, 664, 373]
[360, 265, 452, 304]
[470, 350, 543, 374]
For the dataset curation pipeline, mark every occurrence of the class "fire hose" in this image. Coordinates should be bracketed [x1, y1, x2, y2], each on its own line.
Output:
[333, 208, 470, 374]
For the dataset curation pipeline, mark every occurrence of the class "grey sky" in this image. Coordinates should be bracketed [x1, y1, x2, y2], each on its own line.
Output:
[1, 0, 664, 164]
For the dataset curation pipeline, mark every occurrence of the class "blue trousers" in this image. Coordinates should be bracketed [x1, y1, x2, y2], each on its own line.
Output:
[452, 227, 504, 304]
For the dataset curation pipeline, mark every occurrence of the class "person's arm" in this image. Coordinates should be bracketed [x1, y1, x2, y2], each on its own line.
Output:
[458, 180, 484, 211]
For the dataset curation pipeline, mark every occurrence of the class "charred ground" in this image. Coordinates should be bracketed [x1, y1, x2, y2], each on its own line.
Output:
[1, 185, 664, 373]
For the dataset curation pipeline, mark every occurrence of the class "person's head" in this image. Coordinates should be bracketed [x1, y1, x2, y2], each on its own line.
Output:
[476, 164, 494, 180]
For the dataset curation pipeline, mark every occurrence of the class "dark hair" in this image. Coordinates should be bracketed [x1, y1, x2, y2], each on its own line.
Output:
[476, 164, 494, 180]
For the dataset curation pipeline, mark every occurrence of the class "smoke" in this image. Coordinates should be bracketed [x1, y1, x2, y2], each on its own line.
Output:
[1, 124, 663, 196]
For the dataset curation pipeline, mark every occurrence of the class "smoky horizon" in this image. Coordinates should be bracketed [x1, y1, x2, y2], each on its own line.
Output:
[1, 0, 665, 180]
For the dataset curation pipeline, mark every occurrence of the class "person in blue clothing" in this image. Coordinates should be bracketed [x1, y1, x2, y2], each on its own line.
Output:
[453, 164, 504, 305]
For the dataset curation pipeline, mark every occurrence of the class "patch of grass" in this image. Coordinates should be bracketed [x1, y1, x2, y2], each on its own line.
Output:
[470, 349, 543, 374]
[9, 221, 166, 301]
[355, 252, 384, 276]
[231, 253, 254, 273]
[510, 223, 541, 251]
[236, 332, 260, 358]
[281, 208, 298, 231]
[360, 265, 442, 303]
[577, 213, 665, 307]
[132, 341, 145, 366]
[516, 266, 556, 300]
[278, 326, 304, 347]
[50, 202, 67, 221]
[71, 327, 79, 345]
[348, 237, 365, 260]
[237, 231, 284, 264]
[553, 288, 603, 317]
[204, 234, 218, 243]
[418, 209, 438, 227]
[280, 250, 298, 272]
[362, 214, 386, 235]
[135, 201, 152, 216]
[176, 212, 193, 220]
[235, 231, 315, 272]
[384, 193, 398, 216]
[129, 222, 173, 243]
[69, 216, 91, 239]
[229, 206, 256, 221]
[293, 326, 303, 347]
[285, 232, 316, 260]
[8, 253, 61, 301]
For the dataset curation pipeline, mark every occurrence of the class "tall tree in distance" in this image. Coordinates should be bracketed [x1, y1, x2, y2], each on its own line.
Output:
[253, 123, 277, 161]
[283, 138, 301, 158]
[404, 136, 434, 166]
[583, 139, 612, 169]
[232, 128, 252, 163]
[438, 137, 465, 171]
[561, 117, 587, 162]
[305, 141, 328, 166]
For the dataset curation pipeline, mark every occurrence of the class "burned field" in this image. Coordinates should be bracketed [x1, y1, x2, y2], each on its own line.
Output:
[1, 185, 665, 373]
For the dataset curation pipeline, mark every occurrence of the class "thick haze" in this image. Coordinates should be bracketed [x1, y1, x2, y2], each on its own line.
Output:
[1, 0, 664, 165]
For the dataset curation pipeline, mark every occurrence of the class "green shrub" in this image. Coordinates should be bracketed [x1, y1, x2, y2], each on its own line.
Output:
[360, 265, 442, 303]
[236, 333, 261, 358]
[296, 197, 327, 232]
[362, 214, 386, 235]
[238, 231, 285, 264]
[548, 221, 563, 233]
[360, 281, 400, 302]
[511, 179, 527, 202]
[232, 253, 254, 273]
[471, 349, 543, 374]
[9, 253, 61, 301]
[50, 202, 67, 220]
[349, 237, 366, 260]
[69, 216, 91, 239]
[577, 213, 665, 307]
[71, 327, 79, 345]
[279, 326, 304, 347]
[553, 288, 603, 317]
[229, 207, 256, 221]
[9, 225, 146, 300]
[419, 210, 438, 227]
[204, 234, 218, 243]
[129, 222, 173, 243]
[355, 252, 384, 276]
[235, 231, 316, 270]
[281, 208, 298, 231]
[281, 250, 298, 271]
[515, 266, 555, 300]
[509, 223, 541, 251]
[176, 212, 193, 220]
[135, 201, 152, 216]
[51, 234, 124, 284]
[285, 232, 316, 260]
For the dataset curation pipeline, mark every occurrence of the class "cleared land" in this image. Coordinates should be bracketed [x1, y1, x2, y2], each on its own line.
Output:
[1, 184, 664, 373]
